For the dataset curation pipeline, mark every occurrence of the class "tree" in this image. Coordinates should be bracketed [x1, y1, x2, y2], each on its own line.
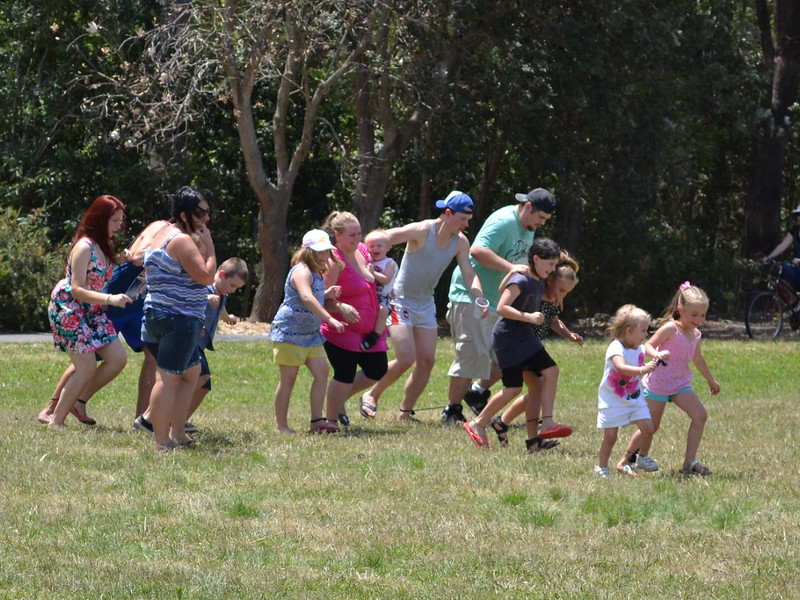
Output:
[745, 0, 800, 257]
[78, 0, 378, 321]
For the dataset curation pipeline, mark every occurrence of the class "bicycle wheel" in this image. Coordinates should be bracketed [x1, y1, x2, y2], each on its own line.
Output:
[746, 291, 784, 340]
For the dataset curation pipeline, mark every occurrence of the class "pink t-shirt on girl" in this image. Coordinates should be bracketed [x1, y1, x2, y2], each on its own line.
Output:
[642, 321, 700, 396]
[320, 243, 388, 353]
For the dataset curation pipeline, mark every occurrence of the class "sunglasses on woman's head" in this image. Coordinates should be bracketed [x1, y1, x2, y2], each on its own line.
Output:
[194, 206, 211, 218]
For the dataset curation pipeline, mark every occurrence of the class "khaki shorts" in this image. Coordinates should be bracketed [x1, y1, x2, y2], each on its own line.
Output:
[272, 342, 326, 367]
[446, 301, 499, 380]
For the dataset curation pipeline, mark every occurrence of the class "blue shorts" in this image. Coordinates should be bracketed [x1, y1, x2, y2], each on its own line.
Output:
[643, 386, 693, 403]
[143, 308, 202, 375]
[110, 310, 145, 352]
[198, 348, 211, 390]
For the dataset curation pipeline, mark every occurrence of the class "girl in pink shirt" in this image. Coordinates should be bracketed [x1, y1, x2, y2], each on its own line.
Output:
[628, 282, 721, 475]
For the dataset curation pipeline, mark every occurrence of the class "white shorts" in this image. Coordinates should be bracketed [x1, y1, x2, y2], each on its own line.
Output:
[388, 297, 438, 330]
[446, 301, 499, 381]
[597, 400, 652, 429]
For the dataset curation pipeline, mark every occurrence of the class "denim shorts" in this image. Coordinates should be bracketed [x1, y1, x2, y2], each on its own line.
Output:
[143, 308, 202, 375]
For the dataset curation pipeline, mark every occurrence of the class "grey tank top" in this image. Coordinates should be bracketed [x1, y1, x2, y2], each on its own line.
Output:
[394, 221, 460, 302]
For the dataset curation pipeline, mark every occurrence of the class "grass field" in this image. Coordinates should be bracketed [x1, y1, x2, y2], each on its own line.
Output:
[1, 337, 798, 598]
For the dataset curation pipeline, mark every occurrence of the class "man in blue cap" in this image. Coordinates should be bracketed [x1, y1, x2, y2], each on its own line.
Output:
[441, 187, 556, 424]
[356, 191, 485, 421]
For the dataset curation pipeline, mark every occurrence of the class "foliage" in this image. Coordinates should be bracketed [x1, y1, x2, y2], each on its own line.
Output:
[0, 207, 63, 331]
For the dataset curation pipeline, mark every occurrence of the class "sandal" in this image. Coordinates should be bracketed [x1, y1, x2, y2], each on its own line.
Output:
[70, 399, 96, 426]
[525, 436, 559, 453]
[490, 416, 509, 447]
[338, 413, 350, 427]
[679, 460, 712, 476]
[358, 396, 377, 419]
[463, 421, 492, 449]
[309, 418, 340, 434]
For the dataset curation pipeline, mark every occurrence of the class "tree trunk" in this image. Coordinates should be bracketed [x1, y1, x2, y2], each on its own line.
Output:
[250, 196, 289, 322]
[745, 0, 800, 257]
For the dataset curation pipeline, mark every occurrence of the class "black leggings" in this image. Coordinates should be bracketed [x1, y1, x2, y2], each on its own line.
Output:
[323, 341, 388, 384]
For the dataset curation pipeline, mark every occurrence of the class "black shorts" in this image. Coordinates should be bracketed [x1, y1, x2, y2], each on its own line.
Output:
[323, 341, 388, 384]
[500, 346, 557, 389]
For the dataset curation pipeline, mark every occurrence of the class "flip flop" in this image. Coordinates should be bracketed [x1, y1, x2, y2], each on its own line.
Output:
[359, 397, 377, 419]
[463, 421, 492, 450]
[539, 423, 573, 439]
[679, 460, 712, 476]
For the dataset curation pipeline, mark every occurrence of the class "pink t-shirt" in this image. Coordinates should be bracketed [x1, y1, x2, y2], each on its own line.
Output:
[320, 243, 388, 353]
[642, 321, 701, 396]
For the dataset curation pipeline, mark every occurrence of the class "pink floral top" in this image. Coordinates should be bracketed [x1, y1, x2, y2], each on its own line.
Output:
[597, 339, 645, 410]
[48, 237, 117, 353]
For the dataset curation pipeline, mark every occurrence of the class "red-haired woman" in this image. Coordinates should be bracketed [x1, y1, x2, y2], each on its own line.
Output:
[47, 195, 133, 427]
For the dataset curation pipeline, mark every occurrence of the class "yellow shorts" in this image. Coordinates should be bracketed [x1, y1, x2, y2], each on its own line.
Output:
[272, 342, 326, 367]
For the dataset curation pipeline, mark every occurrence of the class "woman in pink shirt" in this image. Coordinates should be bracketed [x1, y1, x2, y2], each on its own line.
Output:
[320, 211, 389, 427]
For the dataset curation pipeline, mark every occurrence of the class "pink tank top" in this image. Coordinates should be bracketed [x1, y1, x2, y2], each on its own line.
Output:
[642, 321, 701, 396]
[320, 243, 388, 352]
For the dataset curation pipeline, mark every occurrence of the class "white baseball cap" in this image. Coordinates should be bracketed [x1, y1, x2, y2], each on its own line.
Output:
[302, 229, 335, 251]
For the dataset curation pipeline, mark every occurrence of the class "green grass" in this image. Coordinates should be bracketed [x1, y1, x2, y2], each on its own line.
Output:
[1, 337, 798, 598]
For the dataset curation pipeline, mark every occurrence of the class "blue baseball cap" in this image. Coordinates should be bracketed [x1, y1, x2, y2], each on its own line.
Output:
[435, 191, 474, 214]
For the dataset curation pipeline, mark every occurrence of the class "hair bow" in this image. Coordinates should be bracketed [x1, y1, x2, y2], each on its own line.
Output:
[679, 281, 692, 291]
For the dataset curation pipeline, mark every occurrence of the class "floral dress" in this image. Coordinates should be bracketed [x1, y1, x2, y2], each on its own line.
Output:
[49, 237, 117, 353]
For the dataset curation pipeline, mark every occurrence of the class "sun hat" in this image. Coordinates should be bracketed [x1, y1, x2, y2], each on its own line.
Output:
[302, 229, 335, 251]
[514, 188, 556, 214]
[435, 191, 474, 214]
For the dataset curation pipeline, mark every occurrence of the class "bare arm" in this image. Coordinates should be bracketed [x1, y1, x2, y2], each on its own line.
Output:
[610, 354, 658, 378]
[550, 316, 584, 346]
[166, 227, 216, 286]
[692, 342, 721, 395]
[496, 284, 543, 325]
[292, 265, 345, 332]
[322, 259, 360, 324]
[644, 321, 677, 362]
[68, 241, 131, 309]
[386, 221, 429, 252]
[455, 235, 483, 300]
[765, 232, 794, 260]
[471, 245, 516, 274]
[128, 220, 170, 266]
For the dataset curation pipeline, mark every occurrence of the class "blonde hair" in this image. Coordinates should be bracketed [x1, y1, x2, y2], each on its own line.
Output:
[321, 211, 359, 242]
[290, 246, 331, 274]
[364, 229, 389, 245]
[606, 304, 651, 340]
[551, 250, 579, 284]
[661, 283, 709, 321]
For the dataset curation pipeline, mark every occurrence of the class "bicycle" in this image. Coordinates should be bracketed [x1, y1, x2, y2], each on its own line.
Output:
[745, 259, 800, 339]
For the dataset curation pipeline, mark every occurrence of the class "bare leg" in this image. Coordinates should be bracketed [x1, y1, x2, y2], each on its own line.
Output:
[537, 365, 566, 432]
[274, 365, 299, 434]
[598, 427, 618, 469]
[135, 347, 157, 418]
[470, 386, 523, 439]
[168, 364, 200, 446]
[398, 327, 438, 418]
[361, 323, 415, 408]
[627, 399, 666, 457]
[672, 391, 708, 470]
[40, 365, 75, 423]
[187, 375, 209, 420]
[447, 376, 472, 406]
[306, 356, 329, 423]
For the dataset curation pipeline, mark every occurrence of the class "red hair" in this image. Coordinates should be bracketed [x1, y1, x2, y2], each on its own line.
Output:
[72, 195, 126, 262]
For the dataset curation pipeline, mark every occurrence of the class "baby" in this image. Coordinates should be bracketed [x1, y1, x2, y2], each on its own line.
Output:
[361, 229, 398, 350]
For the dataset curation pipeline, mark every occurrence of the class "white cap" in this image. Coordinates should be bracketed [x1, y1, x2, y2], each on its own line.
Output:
[302, 229, 335, 251]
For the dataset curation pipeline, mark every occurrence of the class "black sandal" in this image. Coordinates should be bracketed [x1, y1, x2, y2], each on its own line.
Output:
[490, 416, 509, 447]
[526, 436, 559, 453]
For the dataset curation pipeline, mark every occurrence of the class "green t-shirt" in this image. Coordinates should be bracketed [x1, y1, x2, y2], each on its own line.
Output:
[448, 204, 535, 310]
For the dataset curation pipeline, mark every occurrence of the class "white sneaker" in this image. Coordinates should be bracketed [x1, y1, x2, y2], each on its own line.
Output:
[637, 455, 659, 472]
[594, 465, 612, 478]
